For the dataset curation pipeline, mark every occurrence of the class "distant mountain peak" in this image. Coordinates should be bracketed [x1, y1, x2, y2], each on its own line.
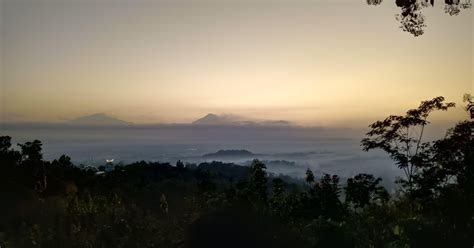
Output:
[194, 113, 219, 123]
[192, 113, 291, 126]
[192, 113, 240, 125]
[203, 113, 219, 118]
[68, 113, 132, 125]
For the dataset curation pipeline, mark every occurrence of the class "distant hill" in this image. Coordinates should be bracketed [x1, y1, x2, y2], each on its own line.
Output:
[192, 113, 291, 126]
[68, 113, 132, 125]
[192, 113, 241, 125]
[203, 149, 255, 158]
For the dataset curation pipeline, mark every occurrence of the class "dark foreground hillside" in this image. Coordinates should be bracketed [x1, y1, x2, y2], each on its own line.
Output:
[1, 98, 473, 248]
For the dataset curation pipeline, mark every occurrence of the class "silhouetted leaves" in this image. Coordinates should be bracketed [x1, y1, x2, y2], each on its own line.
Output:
[367, 0, 384, 5]
[18, 140, 43, 161]
[305, 168, 315, 184]
[362, 96, 455, 191]
[367, 0, 472, 36]
[345, 173, 388, 208]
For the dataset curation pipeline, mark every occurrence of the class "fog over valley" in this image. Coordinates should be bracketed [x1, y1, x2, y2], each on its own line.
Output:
[3, 120, 407, 189]
[3, 109, 462, 191]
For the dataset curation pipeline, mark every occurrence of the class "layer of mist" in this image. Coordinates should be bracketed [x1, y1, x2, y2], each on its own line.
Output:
[1, 122, 406, 189]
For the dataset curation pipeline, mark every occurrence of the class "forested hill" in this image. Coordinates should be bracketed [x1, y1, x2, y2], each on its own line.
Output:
[0, 97, 473, 248]
[203, 149, 255, 157]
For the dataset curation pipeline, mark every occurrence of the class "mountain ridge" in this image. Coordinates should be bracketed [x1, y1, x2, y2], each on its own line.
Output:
[192, 113, 292, 126]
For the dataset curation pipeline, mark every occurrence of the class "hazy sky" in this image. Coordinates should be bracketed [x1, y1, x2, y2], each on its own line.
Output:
[1, 0, 472, 126]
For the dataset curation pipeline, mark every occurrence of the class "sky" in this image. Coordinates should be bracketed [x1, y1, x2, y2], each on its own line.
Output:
[0, 0, 472, 126]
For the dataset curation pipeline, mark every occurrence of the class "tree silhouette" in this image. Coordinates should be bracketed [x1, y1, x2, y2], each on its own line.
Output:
[0, 136, 12, 153]
[396, 0, 427, 37]
[421, 120, 474, 191]
[367, 0, 384, 5]
[362, 96, 455, 192]
[314, 174, 344, 219]
[18, 140, 43, 161]
[367, 0, 472, 36]
[248, 159, 268, 203]
[272, 178, 285, 197]
[0, 136, 21, 163]
[176, 160, 185, 170]
[345, 173, 388, 208]
[305, 168, 315, 185]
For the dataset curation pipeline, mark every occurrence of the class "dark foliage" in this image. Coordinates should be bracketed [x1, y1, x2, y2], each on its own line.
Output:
[0, 96, 472, 247]
[366, 0, 472, 36]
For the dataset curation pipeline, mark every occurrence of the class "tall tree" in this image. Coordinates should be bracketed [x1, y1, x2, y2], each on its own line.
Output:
[361, 96, 455, 192]
[314, 174, 344, 219]
[18, 140, 43, 161]
[345, 173, 388, 208]
[248, 159, 268, 203]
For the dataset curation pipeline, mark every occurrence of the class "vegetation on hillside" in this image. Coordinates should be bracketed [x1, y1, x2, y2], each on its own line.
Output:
[0, 97, 472, 247]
